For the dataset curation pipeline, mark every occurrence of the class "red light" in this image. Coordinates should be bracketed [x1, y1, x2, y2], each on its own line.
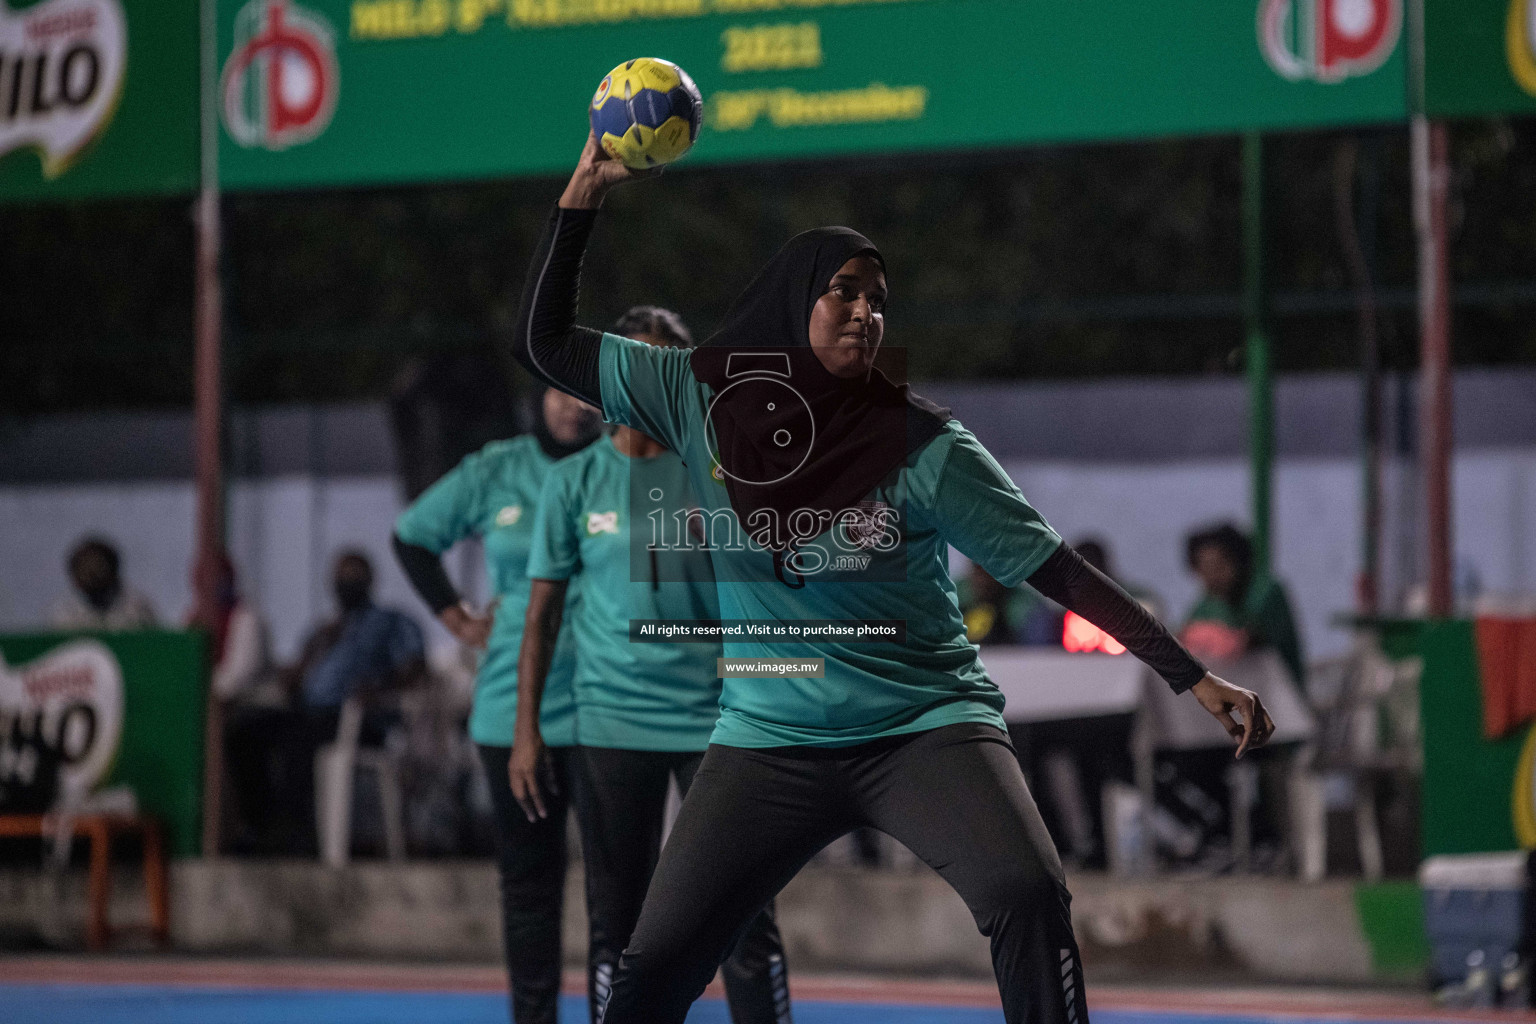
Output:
[1062, 611, 1126, 655]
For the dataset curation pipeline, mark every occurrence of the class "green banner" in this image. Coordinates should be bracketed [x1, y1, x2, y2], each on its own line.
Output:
[217, 0, 1409, 191]
[1422, 0, 1536, 117]
[0, 630, 206, 857]
[0, 0, 198, 201]
[1378, 619, 1523, 858]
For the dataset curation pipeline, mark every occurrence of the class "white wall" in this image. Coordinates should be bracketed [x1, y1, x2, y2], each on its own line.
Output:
[2, 450, 1533, 664]
[0, 476, 469, 660]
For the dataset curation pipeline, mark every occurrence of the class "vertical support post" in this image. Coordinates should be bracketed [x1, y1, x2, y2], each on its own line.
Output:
[195, 0, 226, 857]
[1335, 136, 1383, 615]
[1411, 117, 1453, 618]
[1243, 132, 1273, 575]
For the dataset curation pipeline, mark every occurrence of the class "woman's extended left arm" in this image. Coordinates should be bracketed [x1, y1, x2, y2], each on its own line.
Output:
[927, 428, 1275, 756]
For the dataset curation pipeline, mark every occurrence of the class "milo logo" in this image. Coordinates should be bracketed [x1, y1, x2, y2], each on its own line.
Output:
[0, 639, 124, 805]
[0, 0, 127, 177]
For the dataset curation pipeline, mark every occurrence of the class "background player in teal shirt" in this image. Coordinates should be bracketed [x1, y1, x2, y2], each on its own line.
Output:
[393, 386, 597, 1024]
[511, 134, 1277, 1024]
[512, 308, 792, 1024]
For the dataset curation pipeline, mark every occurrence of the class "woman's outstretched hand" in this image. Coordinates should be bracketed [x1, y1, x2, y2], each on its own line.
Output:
[1190, 673, 1275, 758]
[559, 131, 656, 210]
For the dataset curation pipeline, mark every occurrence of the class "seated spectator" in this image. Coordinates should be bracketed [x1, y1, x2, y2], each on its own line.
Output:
[1167, 524, 1301, 870]
[48, 537, 159, 630]
[1181, 523, 1305, 688]
[238, 550, 426, 855]
[190, 551, 279, 707]
[285, 550, 426, 713]
[188, 553, 289, 853]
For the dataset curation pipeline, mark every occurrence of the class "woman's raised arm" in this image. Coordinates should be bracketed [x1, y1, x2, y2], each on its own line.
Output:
[510, 133, 650, 404]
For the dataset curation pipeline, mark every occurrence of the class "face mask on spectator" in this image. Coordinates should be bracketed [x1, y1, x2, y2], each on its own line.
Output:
[335, 579, 370, 611]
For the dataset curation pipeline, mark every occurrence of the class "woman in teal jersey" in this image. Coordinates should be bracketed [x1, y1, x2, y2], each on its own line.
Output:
[510, 307, 792, 1024]
[509, 134, 1277, 1024]
[393, 386, 598, 1024]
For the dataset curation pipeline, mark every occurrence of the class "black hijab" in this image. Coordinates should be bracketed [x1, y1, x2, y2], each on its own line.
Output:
[689, 226, 950, 551]
[532, 387, 600, 460]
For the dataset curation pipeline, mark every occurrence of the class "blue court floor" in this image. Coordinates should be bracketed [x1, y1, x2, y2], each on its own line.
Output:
[4, 985, 996, 1023]
[0, 983, 1502, 1024]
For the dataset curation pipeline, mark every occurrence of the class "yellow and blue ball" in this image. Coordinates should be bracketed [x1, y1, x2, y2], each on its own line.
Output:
[589, 58, 702, 170]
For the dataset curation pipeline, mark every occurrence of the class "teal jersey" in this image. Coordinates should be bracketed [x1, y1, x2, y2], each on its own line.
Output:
[394, 435, 580, 747]
[526, 437, 723, 751]
[597, 333, 1065, 748]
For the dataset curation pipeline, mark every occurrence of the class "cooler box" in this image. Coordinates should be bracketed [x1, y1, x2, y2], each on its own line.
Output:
[1420, 852, 1529, 985]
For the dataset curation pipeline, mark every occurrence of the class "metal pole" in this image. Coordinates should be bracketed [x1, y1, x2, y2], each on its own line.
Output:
[1411, 117, 1453, 618]
[1243, 132, 1273, 575]
[195, 0, 226, 857]
[1335, 136, 1383, 615]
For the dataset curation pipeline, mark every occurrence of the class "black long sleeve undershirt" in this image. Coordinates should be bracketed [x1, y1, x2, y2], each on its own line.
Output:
[1026, 542, 1207, 693]
[508, 203, 1207, 694]
[510, 206, 604, 405]
[391, 532, 459, 616]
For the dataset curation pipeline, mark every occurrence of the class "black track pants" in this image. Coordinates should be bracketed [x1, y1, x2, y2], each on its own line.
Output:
[477, 743, 575, 1024]
[574, 746, 791, 1024]
[600, 723, 1087, 1024]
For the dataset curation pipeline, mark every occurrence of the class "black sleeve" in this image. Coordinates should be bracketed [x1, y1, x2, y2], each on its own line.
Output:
[1025, 542, 1207, 694]
[509, 205, 604, 406]
[391, 532, 459, 616]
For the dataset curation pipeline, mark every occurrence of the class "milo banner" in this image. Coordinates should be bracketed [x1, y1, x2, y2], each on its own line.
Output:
[0, 0, 197, 200]
[1422, 0, 1536, 117]
[216, 0, 1409, 191]
[0, 631, 205, 857]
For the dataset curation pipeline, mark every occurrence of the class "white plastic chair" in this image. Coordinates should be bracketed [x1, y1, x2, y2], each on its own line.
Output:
[314, 696, 406, 867]
[1289, 644, 1420, 881]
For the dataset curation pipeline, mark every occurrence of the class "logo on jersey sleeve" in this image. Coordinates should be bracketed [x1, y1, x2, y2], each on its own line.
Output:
[585, 511, 619, 536]
[495, 505, 522, 527]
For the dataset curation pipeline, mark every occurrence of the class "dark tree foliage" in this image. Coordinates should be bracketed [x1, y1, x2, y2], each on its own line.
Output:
[2, 121, 1533, 415]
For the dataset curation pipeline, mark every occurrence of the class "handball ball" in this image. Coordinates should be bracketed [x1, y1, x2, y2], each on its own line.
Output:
[589, 57, 702, 170]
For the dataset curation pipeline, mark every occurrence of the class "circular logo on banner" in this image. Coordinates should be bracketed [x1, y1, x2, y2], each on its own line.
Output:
[1508, 0, 1536, 97]
[221, 0, 338, 151]
[1258, 0, 1401, 83]
[0, 640, 125, 802]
